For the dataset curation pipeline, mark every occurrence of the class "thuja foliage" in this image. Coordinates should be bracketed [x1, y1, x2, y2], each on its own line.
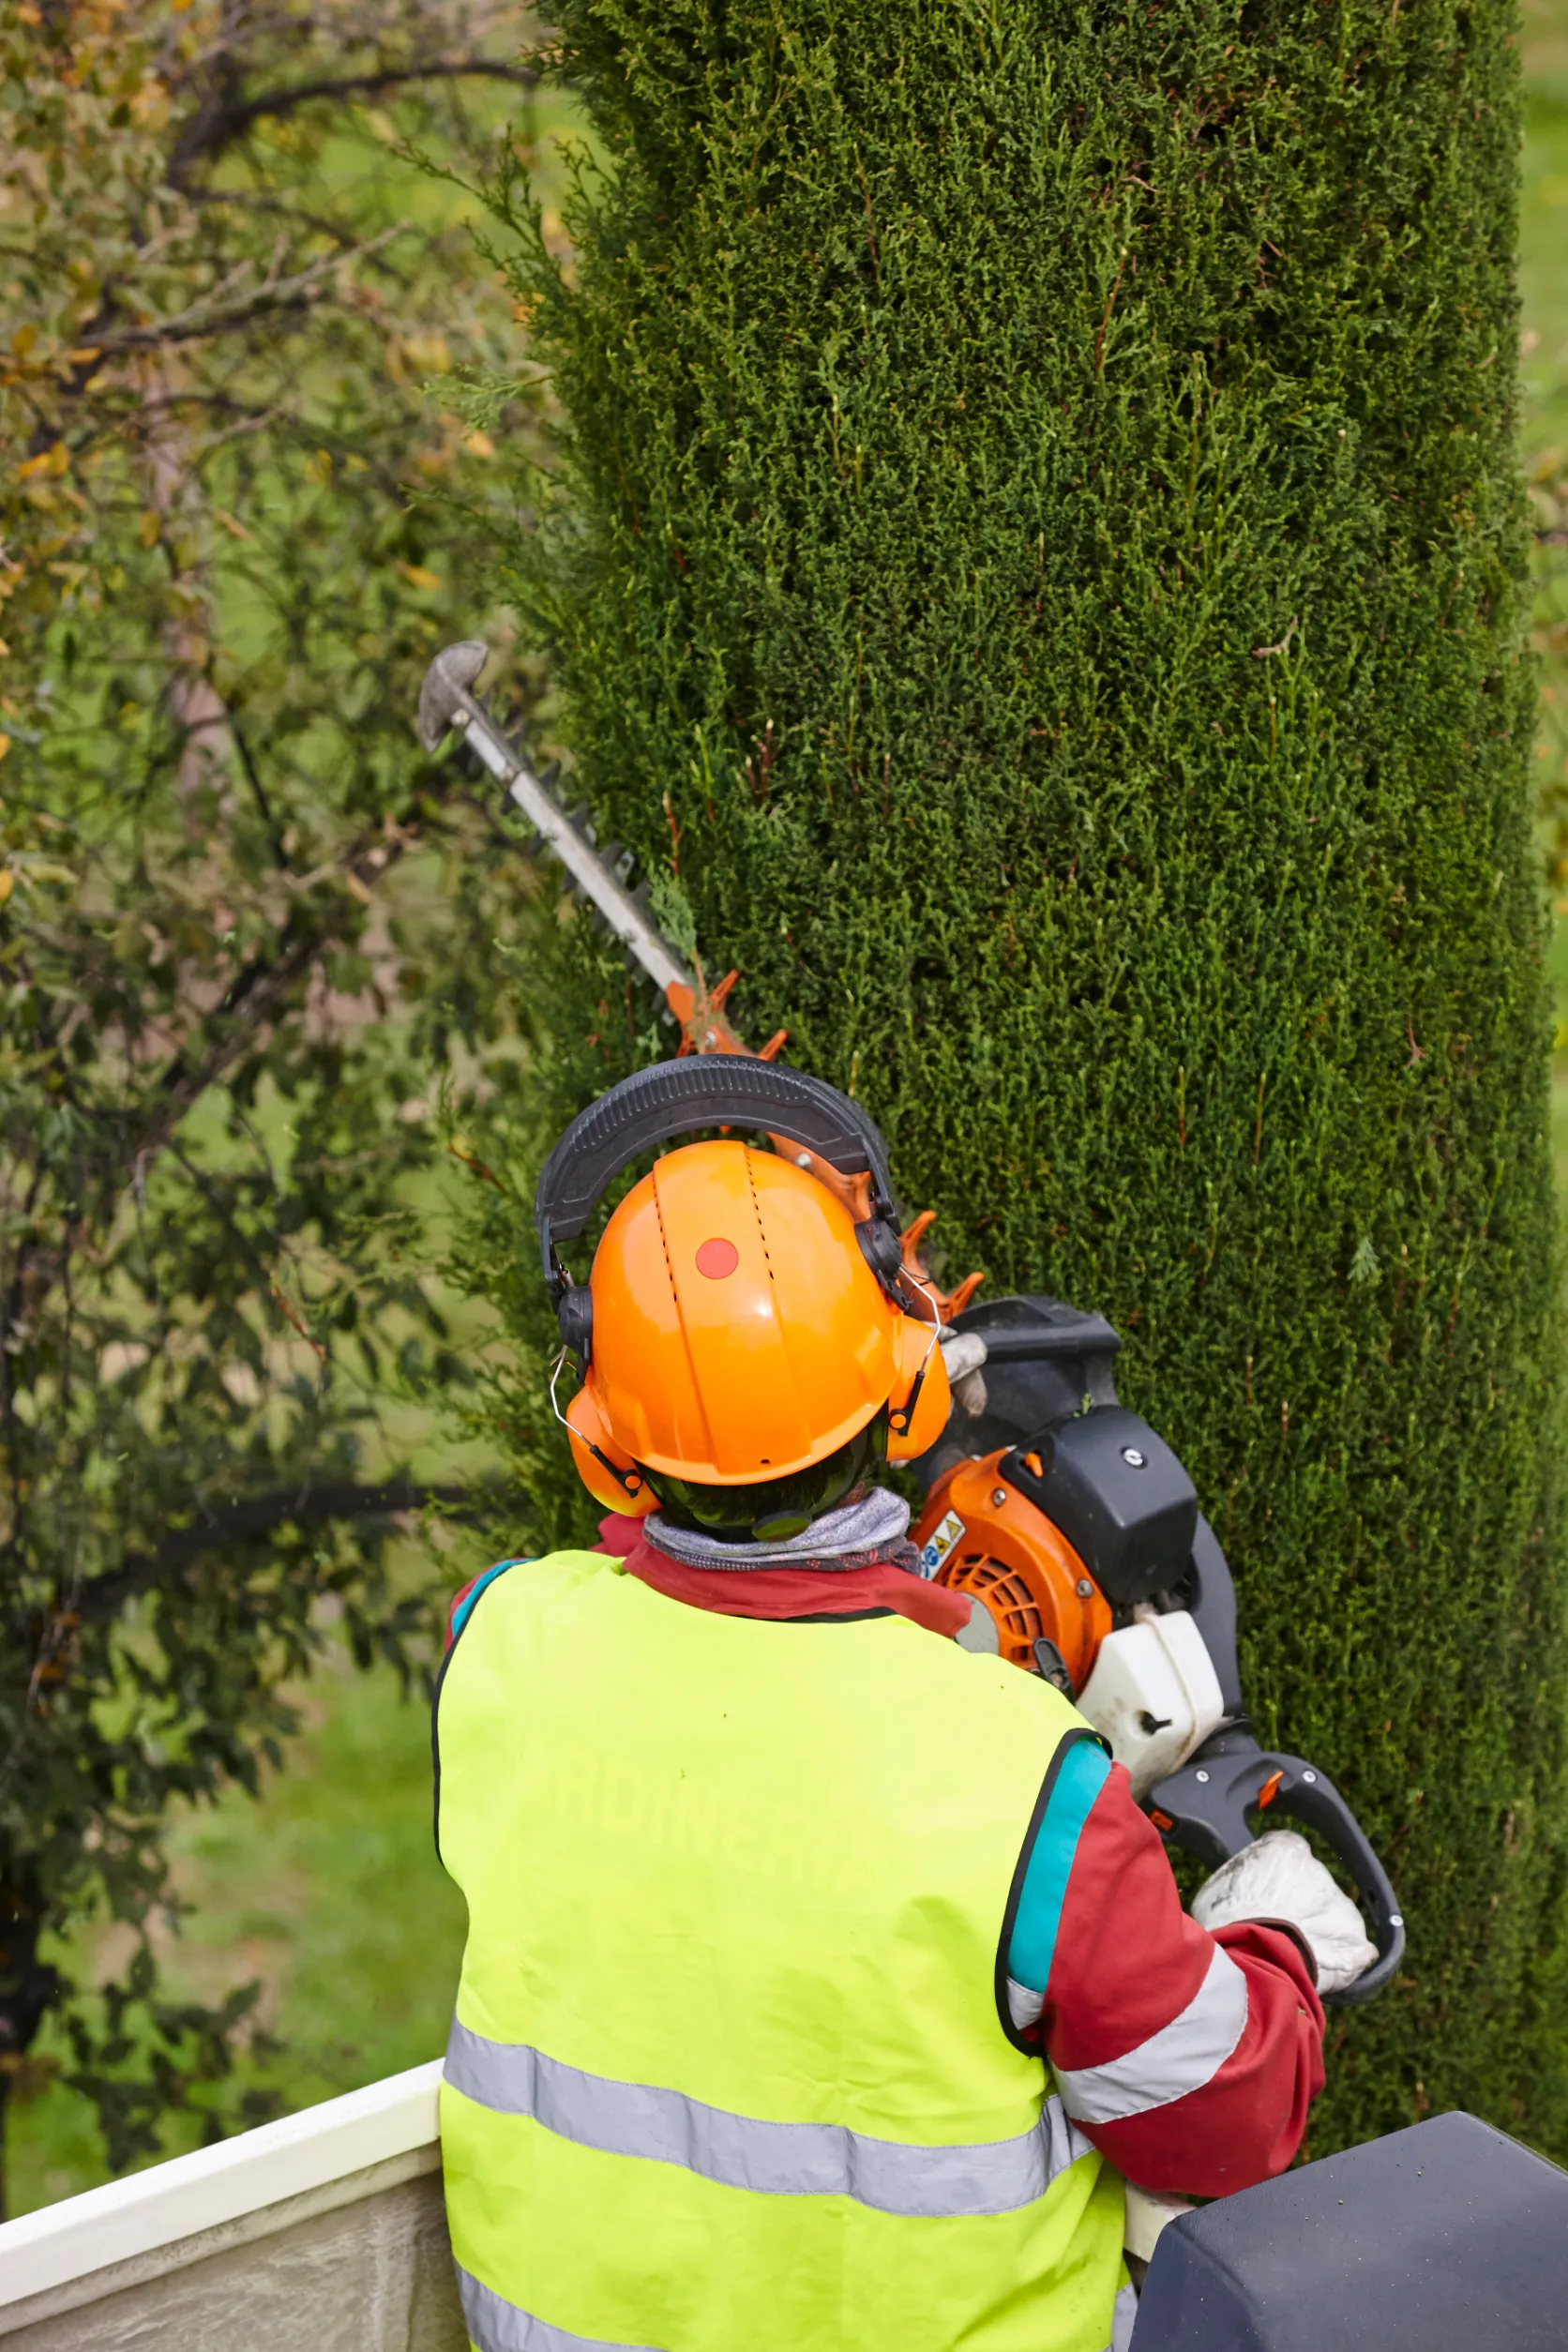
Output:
[459, 0, 1568, 2153]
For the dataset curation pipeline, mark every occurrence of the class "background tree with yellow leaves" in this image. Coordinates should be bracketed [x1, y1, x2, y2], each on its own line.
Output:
[0, 0, 558, 2201]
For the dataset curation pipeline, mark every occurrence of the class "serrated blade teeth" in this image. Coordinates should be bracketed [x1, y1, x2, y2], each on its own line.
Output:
[492, 732, 693, 1001]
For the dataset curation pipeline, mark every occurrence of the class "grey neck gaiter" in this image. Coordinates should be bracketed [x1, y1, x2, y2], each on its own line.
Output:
[641, 1485, 913, 1572]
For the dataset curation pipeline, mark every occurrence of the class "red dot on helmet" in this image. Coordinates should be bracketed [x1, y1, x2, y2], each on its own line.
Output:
[695, 1236, 740, 1279]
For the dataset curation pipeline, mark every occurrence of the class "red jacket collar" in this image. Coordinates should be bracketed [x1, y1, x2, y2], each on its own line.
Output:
[596, 1514, 972, 1638]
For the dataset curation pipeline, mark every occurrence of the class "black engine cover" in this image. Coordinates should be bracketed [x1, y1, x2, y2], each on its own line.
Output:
[912, 1293, 1123, 1490]
[913, 1294, 1199, 1606]
[1003, 1407, 1198, 1606]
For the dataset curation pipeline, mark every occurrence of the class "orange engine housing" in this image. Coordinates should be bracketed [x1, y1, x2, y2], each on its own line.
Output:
[912, 1449, 1112, 1690]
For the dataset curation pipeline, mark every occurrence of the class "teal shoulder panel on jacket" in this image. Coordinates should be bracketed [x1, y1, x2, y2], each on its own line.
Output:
[1006, 1738, 1111, 1994]
[449, 1558, 530, 1643]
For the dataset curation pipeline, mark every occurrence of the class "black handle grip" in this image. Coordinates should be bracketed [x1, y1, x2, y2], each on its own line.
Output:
[535, 1057, 897, 1288]
[1146, 1727, 1406, 2007]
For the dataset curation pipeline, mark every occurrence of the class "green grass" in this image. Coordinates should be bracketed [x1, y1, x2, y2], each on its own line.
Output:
[13, 8, 1568, 2216]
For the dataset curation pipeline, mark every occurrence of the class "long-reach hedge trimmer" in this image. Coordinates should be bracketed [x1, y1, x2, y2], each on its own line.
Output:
[420, 640, 1405, 2005]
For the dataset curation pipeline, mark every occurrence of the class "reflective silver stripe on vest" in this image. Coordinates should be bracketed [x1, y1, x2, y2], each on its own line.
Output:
[1054, 1942, 1248, 2124]
[1108, 2279, 1139, 2352]
[445, 2018, 1093, 2219]
[460, 2267, 658, 2352]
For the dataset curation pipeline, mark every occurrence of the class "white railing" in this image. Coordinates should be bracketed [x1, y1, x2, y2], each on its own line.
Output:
[0, 2058, 1190, 2349]
[0, 2058, 464, 2351]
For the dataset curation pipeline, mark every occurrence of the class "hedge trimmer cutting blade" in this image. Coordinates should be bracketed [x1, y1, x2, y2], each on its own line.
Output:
[418, 640, 753, 1054]
[418, 641, 982, 1311]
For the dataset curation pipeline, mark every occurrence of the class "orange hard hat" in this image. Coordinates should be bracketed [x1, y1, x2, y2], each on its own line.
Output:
[535, 1059, 951, 1533]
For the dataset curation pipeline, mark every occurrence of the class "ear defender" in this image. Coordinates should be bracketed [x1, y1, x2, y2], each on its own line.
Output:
[855, 1216, 906, 1293]
[563, 1381, 657, 1518]
[557, 1282, 595, 1368]
[885, 1314, 952, 1462]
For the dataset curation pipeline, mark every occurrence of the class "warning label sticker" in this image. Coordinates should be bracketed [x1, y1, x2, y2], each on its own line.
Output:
[917, 1509, 966, 1582]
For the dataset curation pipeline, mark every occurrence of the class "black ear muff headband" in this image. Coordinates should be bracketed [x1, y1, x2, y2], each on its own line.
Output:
[534, 1057, 931, 1440]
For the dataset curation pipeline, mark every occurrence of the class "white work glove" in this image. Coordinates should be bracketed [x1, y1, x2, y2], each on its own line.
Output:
[1190, 1829, 1378, 1997]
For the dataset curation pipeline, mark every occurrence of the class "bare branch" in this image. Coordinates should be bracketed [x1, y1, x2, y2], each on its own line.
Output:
[86, 233, 400, 357]
[75, 1480, 481, 1624]
[172, 57, 544, 179]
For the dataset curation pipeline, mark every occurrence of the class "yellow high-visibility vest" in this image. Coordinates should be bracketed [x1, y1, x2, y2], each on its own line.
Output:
[436, 1548, 1127, 2352]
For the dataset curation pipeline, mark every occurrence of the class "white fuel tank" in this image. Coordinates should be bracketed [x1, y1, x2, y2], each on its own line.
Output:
[1075, 1607, 1226, 1799]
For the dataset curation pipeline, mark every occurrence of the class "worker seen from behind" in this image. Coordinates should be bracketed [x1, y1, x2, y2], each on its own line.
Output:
[433, 1061, 1373, 2352]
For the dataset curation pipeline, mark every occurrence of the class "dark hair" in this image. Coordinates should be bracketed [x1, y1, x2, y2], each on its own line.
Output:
[637, 1405, 889, 1545]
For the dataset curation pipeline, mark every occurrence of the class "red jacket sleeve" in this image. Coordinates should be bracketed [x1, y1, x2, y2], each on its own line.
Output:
[1041, 1762, 1325, 2196]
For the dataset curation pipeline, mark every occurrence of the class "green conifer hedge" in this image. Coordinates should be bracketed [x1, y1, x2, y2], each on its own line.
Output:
[492, 0, 1567, 2148]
